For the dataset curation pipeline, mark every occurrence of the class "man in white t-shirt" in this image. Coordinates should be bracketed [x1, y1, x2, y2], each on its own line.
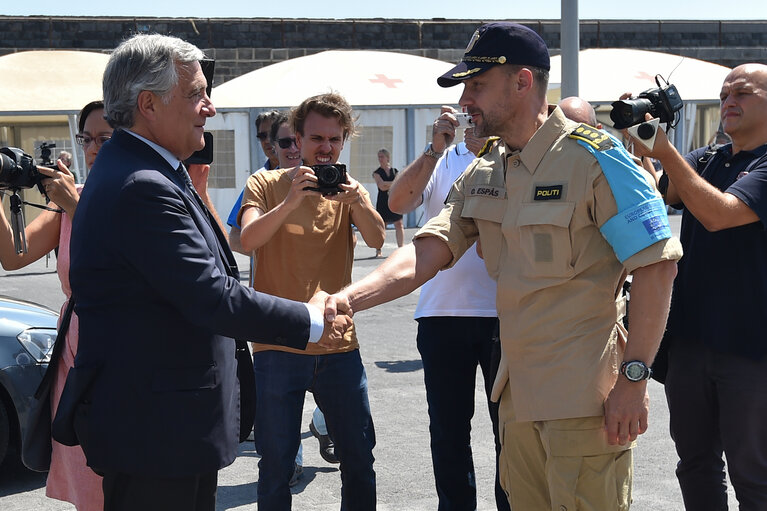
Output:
[388, 107, 509, 511]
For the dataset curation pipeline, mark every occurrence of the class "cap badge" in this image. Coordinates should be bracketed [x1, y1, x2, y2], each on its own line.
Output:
[465, 29, 481, 54]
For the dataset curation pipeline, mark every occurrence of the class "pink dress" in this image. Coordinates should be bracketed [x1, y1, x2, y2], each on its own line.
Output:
[46, 194, 104, 511]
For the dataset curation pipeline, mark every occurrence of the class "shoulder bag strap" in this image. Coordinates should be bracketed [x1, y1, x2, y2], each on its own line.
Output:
[33, 298, 76, 399]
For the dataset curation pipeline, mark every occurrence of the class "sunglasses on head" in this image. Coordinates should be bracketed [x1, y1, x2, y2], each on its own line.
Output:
[276, 136, 297, 149]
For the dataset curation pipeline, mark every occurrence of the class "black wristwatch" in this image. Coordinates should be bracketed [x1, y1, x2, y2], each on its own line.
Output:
[620, 360, 652, 382]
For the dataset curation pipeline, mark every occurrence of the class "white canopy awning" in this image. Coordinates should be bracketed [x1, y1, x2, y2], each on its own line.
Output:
[0, 50, 108, 115]
[549, 48, 731, 103]
[213, 50, 459, 108]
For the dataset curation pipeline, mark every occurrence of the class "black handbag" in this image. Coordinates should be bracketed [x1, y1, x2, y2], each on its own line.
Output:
[21, 299, 75, 472]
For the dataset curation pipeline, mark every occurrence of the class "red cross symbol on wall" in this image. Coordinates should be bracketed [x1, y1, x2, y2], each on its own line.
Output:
[369, 74, 403, 88]
[635, 71, 656, 84]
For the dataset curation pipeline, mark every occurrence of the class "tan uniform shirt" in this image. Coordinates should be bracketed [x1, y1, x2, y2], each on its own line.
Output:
[416, 107, 683, 422]
[239, 168, 364, 355]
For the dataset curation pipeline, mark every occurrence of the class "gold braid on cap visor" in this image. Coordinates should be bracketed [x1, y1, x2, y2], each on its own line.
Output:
[452, 67, 481, 78]
[462, 55, 507, 64]
[450, 55, 507, 78]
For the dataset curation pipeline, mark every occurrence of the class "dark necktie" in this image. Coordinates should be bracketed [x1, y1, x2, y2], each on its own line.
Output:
[176, 163, 207, 211]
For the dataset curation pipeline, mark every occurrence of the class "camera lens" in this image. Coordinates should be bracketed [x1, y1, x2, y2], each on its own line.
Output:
[610, 98, 652, 130]
[318, 165, 340, 184]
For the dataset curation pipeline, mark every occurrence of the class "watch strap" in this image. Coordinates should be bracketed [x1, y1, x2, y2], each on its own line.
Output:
[423, 143, 443, 159]
[620, 360, 652, 381]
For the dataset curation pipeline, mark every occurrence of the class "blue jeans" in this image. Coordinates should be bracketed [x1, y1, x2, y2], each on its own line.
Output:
[416, 316, 510, 511]
[253, 349, 376, 511]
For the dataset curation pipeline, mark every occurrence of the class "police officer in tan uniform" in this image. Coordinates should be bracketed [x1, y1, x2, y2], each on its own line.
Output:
[323, 23, 682, 510]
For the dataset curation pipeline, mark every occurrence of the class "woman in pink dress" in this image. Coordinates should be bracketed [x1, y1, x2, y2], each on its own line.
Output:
[0, 101, 112, 511]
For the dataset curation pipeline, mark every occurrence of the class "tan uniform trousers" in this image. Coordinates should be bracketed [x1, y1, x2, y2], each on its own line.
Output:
[498, 383, 633, 511]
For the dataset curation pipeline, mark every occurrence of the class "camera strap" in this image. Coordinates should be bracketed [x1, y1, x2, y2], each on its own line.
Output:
[697, 145, 720, 167]
[1, 190, 64, 214]
[25, 201, 64, 214]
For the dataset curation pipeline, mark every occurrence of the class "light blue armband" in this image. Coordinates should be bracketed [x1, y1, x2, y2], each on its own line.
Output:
[574, 135, 672, 263]
[599, 197, 671, 262]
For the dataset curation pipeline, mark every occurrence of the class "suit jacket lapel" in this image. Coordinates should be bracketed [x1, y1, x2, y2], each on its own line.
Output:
[114, 130, 239, 280]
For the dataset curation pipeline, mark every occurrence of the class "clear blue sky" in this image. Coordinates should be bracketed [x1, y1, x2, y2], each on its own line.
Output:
[7, 0, 767, 20]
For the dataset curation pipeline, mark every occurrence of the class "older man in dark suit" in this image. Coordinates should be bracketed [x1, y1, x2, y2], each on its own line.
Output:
[63, 33, 351, 511]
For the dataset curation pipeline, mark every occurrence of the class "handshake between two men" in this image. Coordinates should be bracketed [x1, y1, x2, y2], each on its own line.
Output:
[308, 290, 355, 349]
[308, 237, 444, 348]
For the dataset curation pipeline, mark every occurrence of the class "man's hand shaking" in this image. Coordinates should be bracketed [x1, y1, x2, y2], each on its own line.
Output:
[308, 291, 354, 349]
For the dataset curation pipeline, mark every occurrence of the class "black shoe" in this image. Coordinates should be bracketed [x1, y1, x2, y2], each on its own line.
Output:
[289, 462, 303, 487]
[309, 420, 340, 464]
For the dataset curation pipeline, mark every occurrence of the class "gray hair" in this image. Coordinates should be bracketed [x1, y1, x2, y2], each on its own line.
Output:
[103, 34, 205, 129]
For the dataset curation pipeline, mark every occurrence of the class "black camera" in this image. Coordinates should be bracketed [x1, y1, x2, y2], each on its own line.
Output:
[38, 142, 56, 167]
[0, 146, 52, 255]
[0, 147, 44, 192]
[610, 77, 683, 130]
[306, 163, 347, 196]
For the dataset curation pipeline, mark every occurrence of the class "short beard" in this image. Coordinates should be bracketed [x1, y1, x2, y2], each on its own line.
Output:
[473, 122, 492, 138]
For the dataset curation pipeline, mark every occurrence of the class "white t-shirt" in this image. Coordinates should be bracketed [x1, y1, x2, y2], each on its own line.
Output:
[414, 143, 498, 319]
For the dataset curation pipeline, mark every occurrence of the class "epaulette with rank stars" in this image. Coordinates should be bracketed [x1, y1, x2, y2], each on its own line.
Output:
[477, 136, 500, 157]
[568, 124, 613, 151]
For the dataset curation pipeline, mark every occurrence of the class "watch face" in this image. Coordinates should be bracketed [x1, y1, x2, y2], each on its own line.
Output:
[625, 361, 647, 381]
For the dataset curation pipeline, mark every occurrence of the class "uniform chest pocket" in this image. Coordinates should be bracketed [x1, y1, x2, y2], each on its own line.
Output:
[462, 196, 505, 278]
[515, 202, 575, 278]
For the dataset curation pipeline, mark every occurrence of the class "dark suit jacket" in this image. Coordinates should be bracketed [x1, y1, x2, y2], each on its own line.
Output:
[67, 129, 311, 477]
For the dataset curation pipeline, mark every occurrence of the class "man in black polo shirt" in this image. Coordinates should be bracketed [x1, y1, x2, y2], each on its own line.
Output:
[631, 63, 767, 509]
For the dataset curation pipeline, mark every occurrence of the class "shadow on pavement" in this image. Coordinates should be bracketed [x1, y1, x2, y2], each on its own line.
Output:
[291, 465, 338, 493]
[216, 466, 339, 510]
[217, 480, 257, 510]
[374, 359, 423, 373]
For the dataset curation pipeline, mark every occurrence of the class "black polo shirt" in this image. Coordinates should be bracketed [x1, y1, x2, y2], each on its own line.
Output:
[667, 143, 767, 359]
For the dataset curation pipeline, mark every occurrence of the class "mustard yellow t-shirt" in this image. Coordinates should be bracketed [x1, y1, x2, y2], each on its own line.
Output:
[239, 168, 362, 355]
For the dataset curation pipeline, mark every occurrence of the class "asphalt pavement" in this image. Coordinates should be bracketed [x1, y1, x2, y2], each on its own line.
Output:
[0, 216, 738, 510]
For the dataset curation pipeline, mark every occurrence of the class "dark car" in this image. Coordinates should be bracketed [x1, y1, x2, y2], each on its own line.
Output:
[0, 295, 58, 469]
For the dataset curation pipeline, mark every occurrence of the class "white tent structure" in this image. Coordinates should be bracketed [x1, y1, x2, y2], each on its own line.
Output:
[0, 51, 108, 222]
[208, 50, 461, 223]
[214, 50, 459, 108]
[0, 50, 109, 175]
[0, 50, 108, 115]
[549, 48, 730, 103]
[548, 49, 731, 153]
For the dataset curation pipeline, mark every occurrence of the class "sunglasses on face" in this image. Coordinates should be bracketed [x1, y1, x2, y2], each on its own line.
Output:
[256, 131, 269, 140]
[75, 134, 111, 147]
[276, 136, 297, 149]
